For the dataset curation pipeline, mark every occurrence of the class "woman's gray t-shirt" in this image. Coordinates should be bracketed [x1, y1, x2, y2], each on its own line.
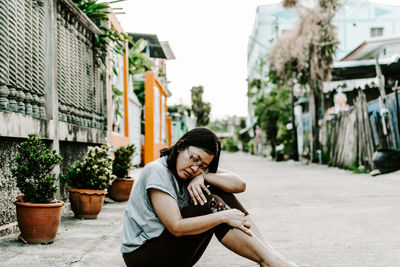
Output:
[121, 157, 191, 253]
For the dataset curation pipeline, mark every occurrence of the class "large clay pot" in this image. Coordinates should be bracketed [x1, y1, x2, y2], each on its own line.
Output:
[107, 177, 134, 202]
[14, 197, 64, 244]
[68, 188, 107, 219]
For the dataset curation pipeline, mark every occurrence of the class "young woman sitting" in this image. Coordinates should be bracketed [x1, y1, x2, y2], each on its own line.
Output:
[121, 127, 305, 267]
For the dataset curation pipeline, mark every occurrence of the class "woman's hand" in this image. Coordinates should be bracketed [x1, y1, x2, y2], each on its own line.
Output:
[220, 209, 252, 236]
[187, 174, 211, 206]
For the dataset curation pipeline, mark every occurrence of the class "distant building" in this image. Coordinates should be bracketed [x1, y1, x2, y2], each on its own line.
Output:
[247, 0, 400, 154]
[248, 0, 400, 80]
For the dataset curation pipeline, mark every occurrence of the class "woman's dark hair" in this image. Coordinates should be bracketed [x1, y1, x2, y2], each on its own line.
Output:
[160, 127, 221, 175]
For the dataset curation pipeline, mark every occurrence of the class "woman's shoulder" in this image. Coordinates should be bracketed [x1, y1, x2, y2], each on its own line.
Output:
[139, 158, 176, 192]
[142, 157, 169, 175]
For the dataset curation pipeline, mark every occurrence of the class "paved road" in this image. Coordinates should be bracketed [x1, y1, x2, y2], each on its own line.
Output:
[0, 152, 399, 267]
[198, 152, 400, 267]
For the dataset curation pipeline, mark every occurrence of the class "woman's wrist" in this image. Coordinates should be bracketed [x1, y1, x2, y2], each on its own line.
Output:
[217, 210, 228, 224]
[201, 172, 208, 183]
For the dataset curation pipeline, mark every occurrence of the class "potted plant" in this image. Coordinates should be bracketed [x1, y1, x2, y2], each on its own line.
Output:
[11, 134, 63, 244]
[108, 144, 136, 202]
[61, 143, 116, 219]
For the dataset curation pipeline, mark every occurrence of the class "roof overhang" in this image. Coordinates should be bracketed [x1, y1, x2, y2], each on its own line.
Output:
[341, 36, 400, 61]
[160, 41, 175, 60]
[335, 55, 400, 68]
[331, 55, 400, 81]
[323, 77, 379, 93]
[128, 32, 166, 59]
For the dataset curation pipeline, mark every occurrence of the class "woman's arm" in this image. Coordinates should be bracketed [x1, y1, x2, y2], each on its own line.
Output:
[203, 168, 246, 193]
[187, 169, 246, 206]
[149, 188, 252, 237]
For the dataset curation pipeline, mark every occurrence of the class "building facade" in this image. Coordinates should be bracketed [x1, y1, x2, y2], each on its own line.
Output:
[248, 0, 400, 79]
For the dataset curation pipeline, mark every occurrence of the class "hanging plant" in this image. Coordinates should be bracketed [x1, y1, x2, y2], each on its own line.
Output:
[72, 0, 128, 66]
[128, 38, 154, 107]
[128, 38, 154, 77]
[112, 86, 123, 119]
[74, 0, 129, 129]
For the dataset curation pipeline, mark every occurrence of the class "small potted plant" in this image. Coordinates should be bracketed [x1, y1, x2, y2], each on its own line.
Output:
[108, 144, 136, 202]
[11, 134, 63, 244]
[61, 143, 116, 219]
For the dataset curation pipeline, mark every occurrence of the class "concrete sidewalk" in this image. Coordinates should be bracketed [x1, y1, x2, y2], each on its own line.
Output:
[0, 197, 127, 266]
[0, 170, 142, 267]
[1, 152, 399, 267]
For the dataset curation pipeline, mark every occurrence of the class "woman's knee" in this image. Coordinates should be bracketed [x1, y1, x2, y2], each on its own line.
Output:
[208, 187, 249, 215]
[206, 193, 230, 213]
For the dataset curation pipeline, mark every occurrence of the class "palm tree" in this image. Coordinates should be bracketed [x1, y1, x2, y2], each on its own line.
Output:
[268, 0, 340, 162]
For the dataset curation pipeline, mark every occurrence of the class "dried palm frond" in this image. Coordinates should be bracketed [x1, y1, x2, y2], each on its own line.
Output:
[282, 0, 298, 8]
[268, 0, 340, 90]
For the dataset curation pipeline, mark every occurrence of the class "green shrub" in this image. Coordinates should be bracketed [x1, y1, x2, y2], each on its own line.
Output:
[11, 134, 62, 203]
[221, 137, 239, 152]
[349, 159, 370, 174]
[61, 144, 116, 190]
[112, 144, 136, 178]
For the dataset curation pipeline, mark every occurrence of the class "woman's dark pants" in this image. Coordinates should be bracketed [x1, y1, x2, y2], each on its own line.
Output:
[122, 186, 248, 267]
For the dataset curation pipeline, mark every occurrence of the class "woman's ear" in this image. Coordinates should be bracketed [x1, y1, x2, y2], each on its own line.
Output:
[176, 140, 184, 152]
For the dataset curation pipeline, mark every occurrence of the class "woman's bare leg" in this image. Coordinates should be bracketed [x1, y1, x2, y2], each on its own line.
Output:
[205, 191, 303, 266]
[245, 215, 267, 245]
[219, 225, 294, 267]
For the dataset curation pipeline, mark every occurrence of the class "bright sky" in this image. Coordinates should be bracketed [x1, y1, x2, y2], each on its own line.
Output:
[116, 0, 280, 120]
[115, 0, 400, 120]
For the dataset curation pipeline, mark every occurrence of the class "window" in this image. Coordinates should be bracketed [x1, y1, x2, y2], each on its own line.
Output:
[370, 27, 383, 38]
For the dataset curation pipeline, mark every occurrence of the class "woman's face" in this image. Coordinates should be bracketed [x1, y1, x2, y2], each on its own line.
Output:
[176, 146, 214, 180]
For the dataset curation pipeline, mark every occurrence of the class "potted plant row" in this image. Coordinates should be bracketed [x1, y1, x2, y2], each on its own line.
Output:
[11, 134, 63, 244]
[10, 135, 136, 244]
[61, 144, 116, 219]
[108, 144, 136, 202]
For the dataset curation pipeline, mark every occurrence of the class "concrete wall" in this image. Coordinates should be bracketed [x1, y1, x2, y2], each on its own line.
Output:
[0, 137, 21, 226]
[0, 136, 52, 236]
[0, 0, 109, 237]
[59, 141, 92, 200]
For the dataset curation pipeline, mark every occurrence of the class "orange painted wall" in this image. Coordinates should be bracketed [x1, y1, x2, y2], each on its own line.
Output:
[154, 143, 168, 160]
[144, 72, 171, 164]
[144, 72, 154, 164]
[166, 117, 172, 147]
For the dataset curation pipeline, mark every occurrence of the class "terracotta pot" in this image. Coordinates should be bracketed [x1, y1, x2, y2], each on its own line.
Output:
[68, 188, 107, 219]
[108, 177, 134, 202]
[14, 198, 64, 244]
